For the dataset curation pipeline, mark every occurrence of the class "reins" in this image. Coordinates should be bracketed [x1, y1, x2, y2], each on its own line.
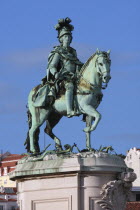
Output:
[77, 52, 109, 93]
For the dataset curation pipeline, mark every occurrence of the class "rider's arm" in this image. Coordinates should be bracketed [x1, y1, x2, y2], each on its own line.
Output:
[49, 53, 60, 78]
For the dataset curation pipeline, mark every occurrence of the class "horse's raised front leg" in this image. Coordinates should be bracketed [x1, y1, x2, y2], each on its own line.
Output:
[44, 111, 63, 150]
[82, 105, 102, 132]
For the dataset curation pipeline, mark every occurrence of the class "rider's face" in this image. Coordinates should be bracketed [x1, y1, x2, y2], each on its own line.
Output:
[61, 34, 71, 47]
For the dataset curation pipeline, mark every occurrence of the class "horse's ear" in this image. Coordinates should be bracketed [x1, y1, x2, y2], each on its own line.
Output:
[107, 50, 111, 56]
[96, 48, 100, 54]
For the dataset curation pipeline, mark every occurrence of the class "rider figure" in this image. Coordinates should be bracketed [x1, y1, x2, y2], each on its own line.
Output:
[47, 18, 83, 117]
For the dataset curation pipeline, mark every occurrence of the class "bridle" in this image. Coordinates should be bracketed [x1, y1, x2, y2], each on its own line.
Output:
[78, 53, 111, 92]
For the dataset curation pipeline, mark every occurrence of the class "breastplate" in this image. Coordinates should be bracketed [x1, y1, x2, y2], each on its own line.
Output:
[62, 59, 76, 73]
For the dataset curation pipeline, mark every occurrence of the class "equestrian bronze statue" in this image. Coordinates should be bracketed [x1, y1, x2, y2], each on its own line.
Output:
[25, 18, 111, 154]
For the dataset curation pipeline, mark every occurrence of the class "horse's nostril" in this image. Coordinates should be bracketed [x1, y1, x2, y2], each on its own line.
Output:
[104, 75, 111, 80]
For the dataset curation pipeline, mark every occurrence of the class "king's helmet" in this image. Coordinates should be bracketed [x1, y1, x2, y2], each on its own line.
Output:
[55, 17, 74, 39]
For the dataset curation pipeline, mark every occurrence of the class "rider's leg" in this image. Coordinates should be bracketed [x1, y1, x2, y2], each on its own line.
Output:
[65, 82, 75, 117]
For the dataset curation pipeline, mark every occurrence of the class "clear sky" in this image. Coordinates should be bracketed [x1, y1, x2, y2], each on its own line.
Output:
[0, 0, 140, 155]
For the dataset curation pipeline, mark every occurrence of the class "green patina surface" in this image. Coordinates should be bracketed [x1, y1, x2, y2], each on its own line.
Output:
[24, 17, 111, 156]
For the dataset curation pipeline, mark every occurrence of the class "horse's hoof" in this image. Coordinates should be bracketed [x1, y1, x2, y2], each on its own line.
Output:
[67, 111, 75, 118]
[86, 147, 95, 152]
[90, 127, 96, 132]
[55, 144, 63, 151]
[83, 127, 90, 132]
[29, 150, 38, 156]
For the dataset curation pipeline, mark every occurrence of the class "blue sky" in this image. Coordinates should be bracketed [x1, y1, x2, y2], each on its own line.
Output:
[0, 0, 140, 155]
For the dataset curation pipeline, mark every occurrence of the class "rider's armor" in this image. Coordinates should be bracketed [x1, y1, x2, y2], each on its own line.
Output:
[47, 45, 83, 117]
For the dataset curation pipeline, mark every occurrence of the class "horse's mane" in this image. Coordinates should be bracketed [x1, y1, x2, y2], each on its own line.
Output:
[78, 51, 110, 80]
[78, 53, 96, 79]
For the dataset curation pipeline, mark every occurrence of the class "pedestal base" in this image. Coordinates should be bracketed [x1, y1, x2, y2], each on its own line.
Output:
[9, 152, 135, 210]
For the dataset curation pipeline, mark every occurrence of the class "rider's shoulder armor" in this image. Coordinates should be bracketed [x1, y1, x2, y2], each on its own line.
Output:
[49, 46, 83, 66]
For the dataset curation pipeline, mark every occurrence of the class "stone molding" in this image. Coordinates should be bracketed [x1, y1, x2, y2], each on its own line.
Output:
[32, 197, 70, 210]
[96, 172, 136, 210]
[9, 152, 128, 181]
[18, 152, 125, 163]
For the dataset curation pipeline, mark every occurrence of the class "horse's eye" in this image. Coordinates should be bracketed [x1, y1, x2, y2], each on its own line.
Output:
[99, 63, 103, 66]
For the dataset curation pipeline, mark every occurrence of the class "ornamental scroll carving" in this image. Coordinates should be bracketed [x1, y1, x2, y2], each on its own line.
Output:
[96, 172, 136, 210]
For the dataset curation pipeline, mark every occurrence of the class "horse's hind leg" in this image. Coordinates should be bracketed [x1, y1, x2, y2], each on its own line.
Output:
[29, 108, 50, 154]
[44, 112, 62, 150]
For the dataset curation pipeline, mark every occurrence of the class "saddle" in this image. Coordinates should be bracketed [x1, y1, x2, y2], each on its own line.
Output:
[32, 81, 79, 116]
[32, 83, 54, 107]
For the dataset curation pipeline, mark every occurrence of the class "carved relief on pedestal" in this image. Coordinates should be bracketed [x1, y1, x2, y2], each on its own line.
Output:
[96, 172, 136, 210]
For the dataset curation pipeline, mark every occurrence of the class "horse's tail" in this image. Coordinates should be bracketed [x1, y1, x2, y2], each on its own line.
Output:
[24, 106, 32, 153]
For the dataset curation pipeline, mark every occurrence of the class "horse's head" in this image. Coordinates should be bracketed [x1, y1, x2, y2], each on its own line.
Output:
[95, 49, 111, 89]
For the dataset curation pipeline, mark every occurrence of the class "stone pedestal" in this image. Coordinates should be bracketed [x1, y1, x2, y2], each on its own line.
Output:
[9, 152, 136, 210]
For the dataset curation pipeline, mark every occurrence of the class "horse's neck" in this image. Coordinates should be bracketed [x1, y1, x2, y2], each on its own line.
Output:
[83, 58, 98, 84]
[78, 56, 101, 92]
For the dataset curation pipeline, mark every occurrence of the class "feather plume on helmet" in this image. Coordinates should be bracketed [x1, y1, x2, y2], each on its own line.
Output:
[55, 17, 74, 38]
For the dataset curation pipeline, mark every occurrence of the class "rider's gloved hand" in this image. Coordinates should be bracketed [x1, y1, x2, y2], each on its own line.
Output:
[65, 72, 75, 79]
[71, 73, 75, 79]
[69, 72, 75, 79]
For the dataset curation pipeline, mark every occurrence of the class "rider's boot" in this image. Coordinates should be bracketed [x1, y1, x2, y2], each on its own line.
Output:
[65, 87, 75, 118]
